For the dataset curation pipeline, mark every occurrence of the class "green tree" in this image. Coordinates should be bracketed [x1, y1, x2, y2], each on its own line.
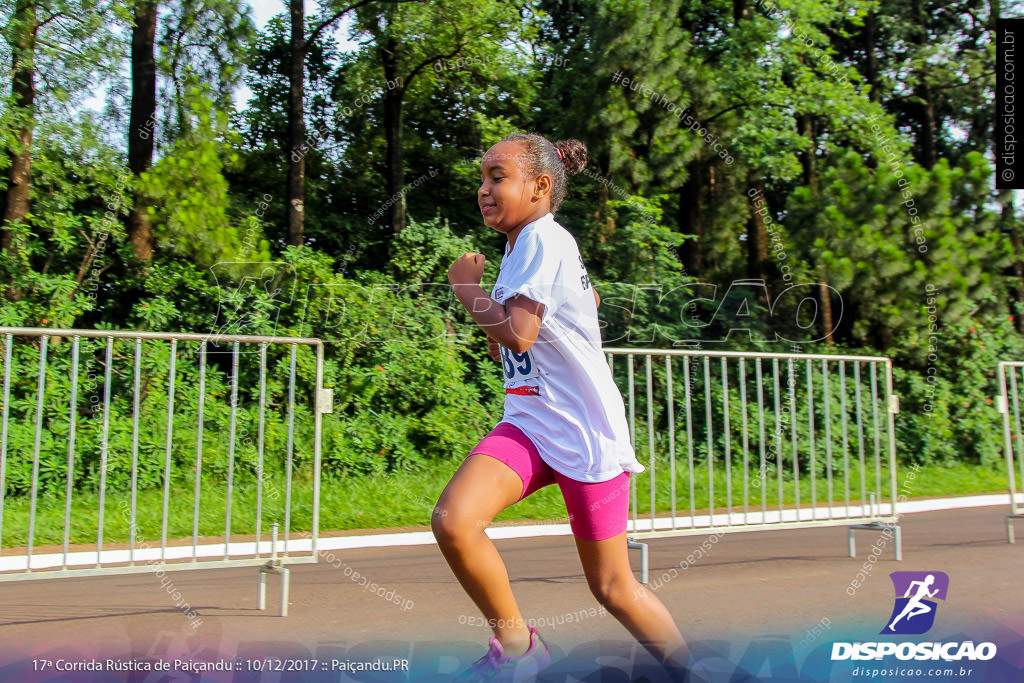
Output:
[138, 89, 267, 269]
[125, 0, 253, 261]
[1, 0, 122, 263]
[347, 0, 524, 237]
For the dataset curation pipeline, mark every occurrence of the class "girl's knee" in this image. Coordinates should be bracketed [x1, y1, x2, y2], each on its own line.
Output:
[431, 503, 485, 546]
[588, 574, 640, 611]
[430, 502, 453, 541]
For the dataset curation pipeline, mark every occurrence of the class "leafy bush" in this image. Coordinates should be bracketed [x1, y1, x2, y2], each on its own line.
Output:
[0, 216, 508, 497]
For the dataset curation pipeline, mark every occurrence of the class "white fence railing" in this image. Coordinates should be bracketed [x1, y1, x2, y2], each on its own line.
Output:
[605, 347, 903, 582]
[0, 327, 329, 616]
[996, 361, 1024, 543]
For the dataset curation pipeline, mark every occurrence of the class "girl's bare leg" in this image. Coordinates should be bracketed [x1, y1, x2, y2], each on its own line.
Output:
[575, 532, 690, 677]
[432, 454, 533, 656]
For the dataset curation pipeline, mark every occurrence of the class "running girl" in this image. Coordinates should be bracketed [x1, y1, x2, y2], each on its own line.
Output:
[433, 132, 690, 681]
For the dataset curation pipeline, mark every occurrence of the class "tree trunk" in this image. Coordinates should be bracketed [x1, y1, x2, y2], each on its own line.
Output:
[594, 163, 612, 243]
[286, 0, 306, 246]
[862, 12, 879, 102]
[910, 0, 937, 168]
[745, 178, 769, 306]
[678, 158, 703, 278]
[127, 0, 157, 261]
[1007, 203, 1024, 334]
[732, 0, 746, 23]
[818, 279, 835, 342]
[1010, 226, 1024, 333]
[915, 81, 938, 168]
[1, 0, 37, 255]
[382, 37, 406, 236]
[799, 113, 818, 193]
[798, 112, 833, 343]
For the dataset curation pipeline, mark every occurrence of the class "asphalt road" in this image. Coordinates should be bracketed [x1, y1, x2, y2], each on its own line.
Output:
[1, 504, 1021, 682]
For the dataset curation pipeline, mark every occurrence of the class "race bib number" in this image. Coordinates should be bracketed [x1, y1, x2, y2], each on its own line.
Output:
[500, 345, 540, 382]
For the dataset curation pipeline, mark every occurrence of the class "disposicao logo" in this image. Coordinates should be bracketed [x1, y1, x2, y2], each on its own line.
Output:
[881, 570, 949, 635]
[831, 570, 998, 662]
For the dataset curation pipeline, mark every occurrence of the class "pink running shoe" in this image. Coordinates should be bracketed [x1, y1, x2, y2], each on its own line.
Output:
[454, 626, 552, 681]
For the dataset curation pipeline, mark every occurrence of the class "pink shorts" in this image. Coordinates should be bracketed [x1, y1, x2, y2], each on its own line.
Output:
[468, 422, 631, 541]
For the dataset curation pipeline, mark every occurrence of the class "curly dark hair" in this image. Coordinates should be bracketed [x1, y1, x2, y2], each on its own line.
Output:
[499, 133, 588, 213]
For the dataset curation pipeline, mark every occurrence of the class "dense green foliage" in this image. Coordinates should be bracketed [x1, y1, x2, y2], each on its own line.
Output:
[1, 0, 1022, 514]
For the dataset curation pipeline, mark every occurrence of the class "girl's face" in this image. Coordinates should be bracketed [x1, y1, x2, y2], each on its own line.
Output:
[478, 141, 551, 235]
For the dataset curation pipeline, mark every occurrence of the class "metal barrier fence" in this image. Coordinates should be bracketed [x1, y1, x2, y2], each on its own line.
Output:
[996, 361, 1024, 543]
[0, 327, 328, 616]
[604, 347, 903, 582]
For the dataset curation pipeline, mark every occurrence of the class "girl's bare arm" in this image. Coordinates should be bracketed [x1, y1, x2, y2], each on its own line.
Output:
[452, 285, 544, 353]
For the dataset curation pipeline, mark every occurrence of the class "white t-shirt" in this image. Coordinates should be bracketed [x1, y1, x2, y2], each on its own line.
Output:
[490, 212, 644, 483]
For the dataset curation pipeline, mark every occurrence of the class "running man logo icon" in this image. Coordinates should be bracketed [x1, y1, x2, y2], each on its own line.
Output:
[880, 571, 950, 635]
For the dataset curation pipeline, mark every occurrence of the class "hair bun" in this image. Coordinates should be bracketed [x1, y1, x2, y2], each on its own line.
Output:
[553, 139, 588, 175]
